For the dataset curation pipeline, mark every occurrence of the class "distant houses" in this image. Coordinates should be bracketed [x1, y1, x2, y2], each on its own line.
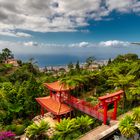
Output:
[39, 60, 108, 74]
[4, 59, 19, 67]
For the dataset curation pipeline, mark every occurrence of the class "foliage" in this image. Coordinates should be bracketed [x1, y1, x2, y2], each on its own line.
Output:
[0, 49, 140, 139]
[112, 53, 138, 63]
[128, 80, 140, 102]
[119, 107, 140, 138]
[75, 115, 93, 133]
[75, 60, 80, 71]
[53, 116, 94, 140]
[67, 62, 74, 70]
[86, 96, 99, 106]
[132, 107, 140, 123]
[26, 120, 50, 139]
[0, 48, 14, 62]
[85, 56, 95, 68]
[0, 70, 45, 126]
[53, 118, 79, 140]
[5, 124, 26, 135]
[119, 115, 137, 138]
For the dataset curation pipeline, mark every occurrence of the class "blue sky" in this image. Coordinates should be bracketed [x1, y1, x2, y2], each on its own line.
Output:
[0, 0, 140, 55]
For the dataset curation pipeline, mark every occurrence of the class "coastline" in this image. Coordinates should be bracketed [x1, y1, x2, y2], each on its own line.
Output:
[39, 60, 108, 72]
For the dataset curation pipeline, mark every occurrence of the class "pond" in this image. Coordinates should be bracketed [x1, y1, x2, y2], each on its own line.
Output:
[103, 130, 140, 140]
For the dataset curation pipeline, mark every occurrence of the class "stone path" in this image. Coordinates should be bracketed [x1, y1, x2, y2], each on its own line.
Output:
[20, 112, 57, 140]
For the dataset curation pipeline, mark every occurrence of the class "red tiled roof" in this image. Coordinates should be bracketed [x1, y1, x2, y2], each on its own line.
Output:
[44, 81, 75, 92]
[36, 96, 72, 115]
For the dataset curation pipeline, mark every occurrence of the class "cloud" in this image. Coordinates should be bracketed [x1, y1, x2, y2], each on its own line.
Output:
[0, 0, 139, 33]
[24, 41, 38, 47]
[69, 40, 131, 48]
[106, 0, 134, 13]
[0, 29, 32, 37]
[0, 40, 134, 56]
[69, 42, 91, 48]
[79, 42, 90, 48]
[99, 40, 130, 47]
[15, 32, 32, 37]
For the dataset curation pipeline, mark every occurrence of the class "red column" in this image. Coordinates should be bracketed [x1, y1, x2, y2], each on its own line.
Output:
[103, 102, 108, 125]
[113, 100, 118, 120]
[50, 90, 52, 97]
[41, 106, 44, 117]
[57, 115, 61, 122]
[60, 92, 61, 102]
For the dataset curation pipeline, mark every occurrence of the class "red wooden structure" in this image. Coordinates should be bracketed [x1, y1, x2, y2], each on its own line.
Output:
[98, 90, 124, 124]
[36, 81, 74, 122]
[36, 81, 124, 124]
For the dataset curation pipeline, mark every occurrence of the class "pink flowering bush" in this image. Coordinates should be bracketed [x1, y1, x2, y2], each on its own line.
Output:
[0, 131, 15, 140]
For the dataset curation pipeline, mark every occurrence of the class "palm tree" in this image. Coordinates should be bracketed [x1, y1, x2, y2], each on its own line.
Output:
[75, 115, 93, 133]
[25, 120, 50, 140]
[107, 72, 135, 108]
[128, 61, 140, 79]
[129, 80, 140, 103]
[60, 74, 88, 88]
[119, 115, 137, 138]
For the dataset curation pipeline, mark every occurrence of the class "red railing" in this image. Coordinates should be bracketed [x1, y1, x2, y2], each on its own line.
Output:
[64, 95, 104, 122]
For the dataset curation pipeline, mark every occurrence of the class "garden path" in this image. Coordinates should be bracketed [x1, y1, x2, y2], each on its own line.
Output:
[79, 110, 132, 140]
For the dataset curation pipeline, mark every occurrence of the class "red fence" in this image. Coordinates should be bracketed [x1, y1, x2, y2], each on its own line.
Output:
[64, 95, 104, 122]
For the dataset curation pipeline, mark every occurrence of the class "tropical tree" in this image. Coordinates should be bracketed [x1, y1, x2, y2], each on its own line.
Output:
[75, 60, 80, 72]
[60, 74, 87, 88]
[67, 62, 74, 70]
[119, 115, 137, 138]
[0, 53, 3, 63]
[128, 80, 140, 103]
[26, 120, 50, 140]
[128, 61, 140, 79]
[1, 48, 14, 61]
[107, 72, 135, 108]
[107, 58, 112, 65]
[112, 53, 138, 63]
[85, 56, 95, 68]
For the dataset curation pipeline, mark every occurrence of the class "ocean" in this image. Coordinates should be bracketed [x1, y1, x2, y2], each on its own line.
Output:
[14, 46, 140, 67]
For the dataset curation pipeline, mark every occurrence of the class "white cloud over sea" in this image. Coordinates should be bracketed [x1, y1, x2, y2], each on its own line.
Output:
[0, 0, 140, 35]
[0, 40, 134, 55]
[99, 40, 130, 47]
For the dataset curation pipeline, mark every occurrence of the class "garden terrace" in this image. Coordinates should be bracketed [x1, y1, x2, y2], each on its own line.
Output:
[36, 81, 124, 125]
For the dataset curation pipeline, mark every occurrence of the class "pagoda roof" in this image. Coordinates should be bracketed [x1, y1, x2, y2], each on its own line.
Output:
[36, 96, 72, 115]
[44, 81, 75, 92]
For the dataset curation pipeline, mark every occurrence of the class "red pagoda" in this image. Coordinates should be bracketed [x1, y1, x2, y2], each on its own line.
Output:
[36, 81, 74, 122]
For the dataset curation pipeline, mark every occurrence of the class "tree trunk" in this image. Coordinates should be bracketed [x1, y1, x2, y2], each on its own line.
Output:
[122, 87, 127, 110]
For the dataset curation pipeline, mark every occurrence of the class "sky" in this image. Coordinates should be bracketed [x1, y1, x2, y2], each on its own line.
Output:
[0, 0, 140, 56]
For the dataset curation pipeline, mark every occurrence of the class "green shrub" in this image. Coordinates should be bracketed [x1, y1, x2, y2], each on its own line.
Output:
[86, 96, 98, 106]
[4, 64, 13, 68]
[132, 107, 140, 123]
[15, 124, 26, 135]
[119, 115, 137, 138]
[5, 124, 16, 132]
[5, 124, 25, 135]
[25, 120, 50, 139]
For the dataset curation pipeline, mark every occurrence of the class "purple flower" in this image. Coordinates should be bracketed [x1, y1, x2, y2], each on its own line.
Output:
[0, 131, 15, 140]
